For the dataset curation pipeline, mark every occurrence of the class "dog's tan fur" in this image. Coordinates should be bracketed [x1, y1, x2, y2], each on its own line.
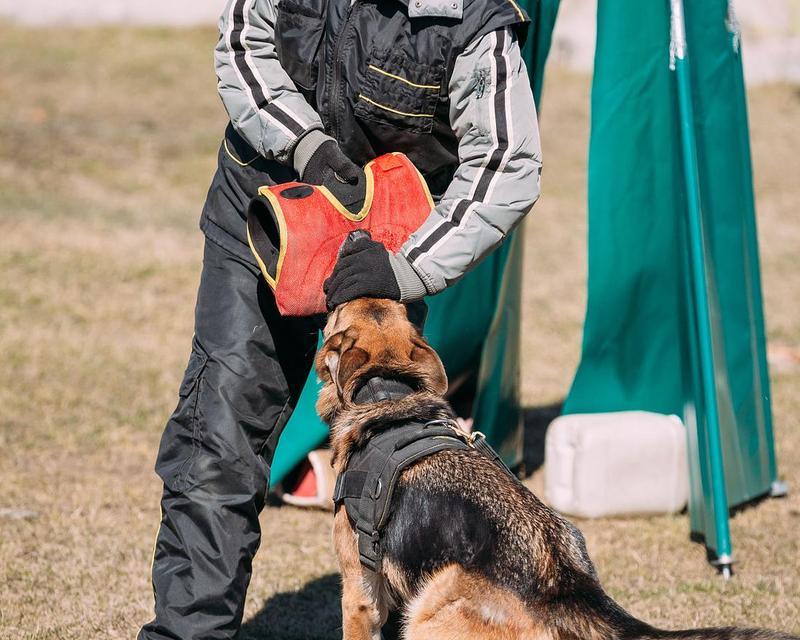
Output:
[316, 299, 799, 640]
[405, 565, 550, 640]
[333, 506, 387, 640]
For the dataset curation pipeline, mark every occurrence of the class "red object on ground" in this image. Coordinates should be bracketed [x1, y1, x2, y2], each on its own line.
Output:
[285, 459, 317, 498]
[247, 152, 433, 316]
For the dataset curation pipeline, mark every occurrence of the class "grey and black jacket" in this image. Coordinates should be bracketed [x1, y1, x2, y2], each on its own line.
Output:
[215, 0, 542, 299]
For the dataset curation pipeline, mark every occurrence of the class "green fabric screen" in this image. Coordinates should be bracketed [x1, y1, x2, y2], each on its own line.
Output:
[563, 0, 778, 553]
[269, 0, 561, 488]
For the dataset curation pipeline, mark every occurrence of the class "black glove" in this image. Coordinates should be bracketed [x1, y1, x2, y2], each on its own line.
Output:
[302, 140, 366, 213]
[324, 232, 401, 309]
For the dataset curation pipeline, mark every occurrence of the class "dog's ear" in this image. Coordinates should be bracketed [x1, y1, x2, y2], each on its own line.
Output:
[410, 335, 448, 396]
[323, 331, 369, 397]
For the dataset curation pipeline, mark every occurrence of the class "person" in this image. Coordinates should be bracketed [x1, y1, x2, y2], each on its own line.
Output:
[139, 0, 542, 637]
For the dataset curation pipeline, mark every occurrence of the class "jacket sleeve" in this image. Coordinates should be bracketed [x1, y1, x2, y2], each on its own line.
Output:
[389, 27, 542, 299]
[215, 0, 331, 168]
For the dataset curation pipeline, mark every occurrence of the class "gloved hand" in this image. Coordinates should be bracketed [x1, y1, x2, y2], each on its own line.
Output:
[292, 131, 366, 212]
[324, 233, 400, 309]
[324, 231, 429, 309]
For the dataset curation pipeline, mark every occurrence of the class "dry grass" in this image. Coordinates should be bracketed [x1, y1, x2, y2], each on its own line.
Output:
[1, 23, 798, 640]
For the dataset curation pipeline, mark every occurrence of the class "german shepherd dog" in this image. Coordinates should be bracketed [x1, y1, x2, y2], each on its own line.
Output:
[316, 298, 798, 640]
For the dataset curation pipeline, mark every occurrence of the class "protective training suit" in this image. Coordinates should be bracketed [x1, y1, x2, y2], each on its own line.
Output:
[140, 0, 542, 637]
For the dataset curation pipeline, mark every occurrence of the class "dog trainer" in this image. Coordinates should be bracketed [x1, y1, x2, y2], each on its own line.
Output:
[139, 0, 542, 637]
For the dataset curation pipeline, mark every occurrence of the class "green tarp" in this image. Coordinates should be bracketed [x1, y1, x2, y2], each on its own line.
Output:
[269, 0, 561, 488]
[563, 0, 778, 556]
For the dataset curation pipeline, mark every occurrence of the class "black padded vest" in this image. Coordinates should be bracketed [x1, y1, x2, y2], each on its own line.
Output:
[274, 0, 531, 196]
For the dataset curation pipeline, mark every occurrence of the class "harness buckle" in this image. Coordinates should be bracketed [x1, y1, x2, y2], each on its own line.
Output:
[356, 521, 383, 573]
[469, 430, 487, 445]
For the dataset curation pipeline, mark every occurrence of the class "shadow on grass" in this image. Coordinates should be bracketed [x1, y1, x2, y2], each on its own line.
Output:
[240, 574, 342, 640]
[522, 401, 563, 476]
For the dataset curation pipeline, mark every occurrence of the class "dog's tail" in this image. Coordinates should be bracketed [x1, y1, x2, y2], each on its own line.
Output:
[541, 519, 797, 640]
[550, 589, 798, 640]
[642, 628, 799, 640]
[602, 600, 799, 640]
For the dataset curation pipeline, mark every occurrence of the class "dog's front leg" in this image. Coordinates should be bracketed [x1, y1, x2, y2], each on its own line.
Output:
[334, 507, 386, 640]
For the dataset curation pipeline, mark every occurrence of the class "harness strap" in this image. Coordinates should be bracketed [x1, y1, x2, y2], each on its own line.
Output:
[355, 518, 382, 573]
[373, 436, 468, 530]
[336, 418, 516, 573]
[354, 377, 417, 404]
[470, 431, 517, 480]
[392, 424, 464, 450]
[332, 470, 369, 504]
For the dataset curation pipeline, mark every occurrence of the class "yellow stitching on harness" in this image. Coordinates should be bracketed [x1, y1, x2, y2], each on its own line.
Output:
[358, 94, 435, 119]
[249, 187, 288, 288]
[506, 0, 525, 21]
[223, 138, 260, 166]
[367, 65, 440, 91]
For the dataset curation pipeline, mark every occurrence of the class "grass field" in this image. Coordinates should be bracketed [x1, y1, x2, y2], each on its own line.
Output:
[1, 23, 799, 640]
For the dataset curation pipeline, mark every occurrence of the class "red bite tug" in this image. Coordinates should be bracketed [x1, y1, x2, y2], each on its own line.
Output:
[247, 152, 433, 316]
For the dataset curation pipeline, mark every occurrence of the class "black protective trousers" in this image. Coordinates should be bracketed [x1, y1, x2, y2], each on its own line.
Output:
[139, 128, 320, 640]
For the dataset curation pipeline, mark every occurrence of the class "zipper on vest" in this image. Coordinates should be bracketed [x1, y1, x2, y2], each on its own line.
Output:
[329, 0, 359, 141]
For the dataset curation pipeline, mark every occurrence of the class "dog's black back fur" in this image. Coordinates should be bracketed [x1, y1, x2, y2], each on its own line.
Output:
[383, 481, 498, 592]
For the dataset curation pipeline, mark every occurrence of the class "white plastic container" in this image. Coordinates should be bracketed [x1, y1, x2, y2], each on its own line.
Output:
[544, 411, 689, 518]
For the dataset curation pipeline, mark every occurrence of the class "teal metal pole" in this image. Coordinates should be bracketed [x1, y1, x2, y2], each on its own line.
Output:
[670, 0, 734, 578]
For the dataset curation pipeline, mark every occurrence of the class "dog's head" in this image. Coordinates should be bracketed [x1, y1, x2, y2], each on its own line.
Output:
[315, 298, 447, 424]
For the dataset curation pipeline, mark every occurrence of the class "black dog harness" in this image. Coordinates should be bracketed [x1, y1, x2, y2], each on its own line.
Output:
[332, 377, 514, 572]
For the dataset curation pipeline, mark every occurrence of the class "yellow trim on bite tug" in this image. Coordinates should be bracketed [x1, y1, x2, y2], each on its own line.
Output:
[248, 186, 289, 288]
[249, 153, 433, 291]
